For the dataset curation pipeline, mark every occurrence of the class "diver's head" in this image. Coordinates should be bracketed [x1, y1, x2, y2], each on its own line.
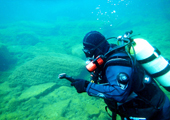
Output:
[82, 31, 110, 58]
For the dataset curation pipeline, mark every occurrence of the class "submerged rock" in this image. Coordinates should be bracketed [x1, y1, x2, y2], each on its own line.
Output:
[18, 82, 57, 100]
[8, 53, 85, 87]
[40, 99, 71, 119]
[0, 44, 16, 71]
[16, 33, 40, 46]
[71, 44, 85, 59]
[0, 82, 12, 96]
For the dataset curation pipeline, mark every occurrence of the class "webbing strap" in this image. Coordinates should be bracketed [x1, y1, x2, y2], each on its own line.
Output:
[137, 48, 161, 64]
[104, 58, 132, 70]
[151, 64, 170, 78]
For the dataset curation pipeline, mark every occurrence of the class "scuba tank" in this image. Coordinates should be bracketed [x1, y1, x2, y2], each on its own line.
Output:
[85, 30, 170, 92]
[117, 31, 170, 92]
[130, 38, 170, 92]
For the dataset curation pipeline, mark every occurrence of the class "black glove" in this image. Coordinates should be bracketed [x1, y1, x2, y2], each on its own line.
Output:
[71, 79, 90, 93]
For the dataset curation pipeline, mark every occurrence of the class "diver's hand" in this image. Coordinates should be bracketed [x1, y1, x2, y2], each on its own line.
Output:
[71, 79, 90, 93]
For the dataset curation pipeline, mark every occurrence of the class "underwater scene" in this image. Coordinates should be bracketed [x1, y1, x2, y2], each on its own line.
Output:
[0, 0, 170, 119]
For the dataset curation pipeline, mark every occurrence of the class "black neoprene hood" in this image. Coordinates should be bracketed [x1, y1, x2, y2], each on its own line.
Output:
[83, 31, 110, 57]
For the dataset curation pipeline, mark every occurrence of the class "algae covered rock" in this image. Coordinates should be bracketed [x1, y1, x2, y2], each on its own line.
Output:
[18, 82, 57, 100]
[0, 44, 15, 71]
[16, 33, 40, 46]
[85, 104, 100, 117]
[8, 53, 85, 87]
[40, 99, 71, 119]
[0, 82, 12, 96]
[71, 44, 85, 59]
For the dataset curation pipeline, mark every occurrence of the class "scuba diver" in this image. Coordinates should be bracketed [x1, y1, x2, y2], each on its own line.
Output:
[59, 31, 170, 120]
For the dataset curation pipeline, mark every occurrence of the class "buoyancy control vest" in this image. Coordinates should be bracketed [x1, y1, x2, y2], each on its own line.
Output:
[102, 50, 166, 119]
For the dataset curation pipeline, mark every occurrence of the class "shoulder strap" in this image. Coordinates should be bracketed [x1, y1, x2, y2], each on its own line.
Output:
[104, 52, 132, 70]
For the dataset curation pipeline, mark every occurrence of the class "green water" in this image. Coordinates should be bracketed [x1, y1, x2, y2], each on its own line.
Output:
[0, 0, 170, 120]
